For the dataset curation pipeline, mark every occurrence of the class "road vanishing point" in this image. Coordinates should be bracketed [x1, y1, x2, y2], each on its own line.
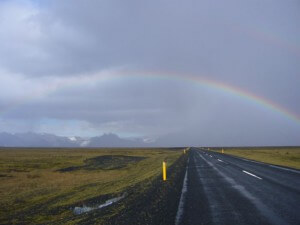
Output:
[175, 148, 300, 225]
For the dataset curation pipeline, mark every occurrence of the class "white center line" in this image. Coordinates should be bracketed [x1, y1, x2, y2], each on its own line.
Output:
[242, 170, 262, 180]
[217, 159, 223, 162]
[210, 155, 212, 157]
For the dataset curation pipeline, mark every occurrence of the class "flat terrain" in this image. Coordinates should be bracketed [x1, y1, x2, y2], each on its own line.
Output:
[212, 147, 300, 169]
[177, 148, 300, 225]
[0, 148, 182, 224]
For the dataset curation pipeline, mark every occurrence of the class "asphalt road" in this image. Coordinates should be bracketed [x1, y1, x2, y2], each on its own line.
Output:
[175, 148, 300, 225]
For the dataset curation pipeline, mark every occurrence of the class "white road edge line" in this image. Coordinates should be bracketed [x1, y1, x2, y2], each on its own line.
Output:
[242, 170, 262, 180]
[175, 162, 189, 225]
[197, 152, 287, 225]
[241, 158, 264, 165]
[269, 165, 300, 174]
[217, 159, 223, 162]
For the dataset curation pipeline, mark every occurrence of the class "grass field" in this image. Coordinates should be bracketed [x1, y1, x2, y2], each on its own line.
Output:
[0, 148, 183, 225]
[211, 147, 300, 169]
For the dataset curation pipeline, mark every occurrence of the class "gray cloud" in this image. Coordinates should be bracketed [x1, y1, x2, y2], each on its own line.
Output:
[0, 0, 299, 145]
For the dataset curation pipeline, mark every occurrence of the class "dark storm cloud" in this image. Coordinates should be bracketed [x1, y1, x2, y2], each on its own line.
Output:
[0, 0, 299, 145]
[1, 77, 200, 136]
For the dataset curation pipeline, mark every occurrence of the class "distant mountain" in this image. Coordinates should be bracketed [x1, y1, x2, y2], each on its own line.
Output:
[0, 132, 24, 147]
[88, 133, 145, 147]
[0, 132, 150, 148]
[0, 132, 77, 147]
[67, 136, 89, 147]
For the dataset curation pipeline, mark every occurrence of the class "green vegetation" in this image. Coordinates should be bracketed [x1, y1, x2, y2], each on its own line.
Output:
[0, 148, 183, 225]
[212, 147, 300, 169]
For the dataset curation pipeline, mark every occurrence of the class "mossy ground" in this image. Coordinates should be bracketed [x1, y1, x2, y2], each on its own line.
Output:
[0, 148, 184, 225]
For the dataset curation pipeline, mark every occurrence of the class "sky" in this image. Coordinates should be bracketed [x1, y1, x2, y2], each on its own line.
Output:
[0, 0, 299, 146]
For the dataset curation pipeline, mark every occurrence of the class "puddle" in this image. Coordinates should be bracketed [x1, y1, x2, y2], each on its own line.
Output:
[73, 193, 127, 215]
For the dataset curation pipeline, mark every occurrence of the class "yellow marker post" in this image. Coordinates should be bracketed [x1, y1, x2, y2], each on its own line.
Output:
[222, 148, 224, 154]
[163, 161, 167, 181]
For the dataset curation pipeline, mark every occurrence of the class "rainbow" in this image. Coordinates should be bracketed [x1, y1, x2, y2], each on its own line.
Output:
[124, 70, 300, 123]
[1, 70, 299, 123]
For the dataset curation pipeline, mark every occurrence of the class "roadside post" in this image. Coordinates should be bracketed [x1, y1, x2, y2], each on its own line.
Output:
[163, 161, 167, 181]
[222, 148, 224, 153]
[184, 149, 186, 154]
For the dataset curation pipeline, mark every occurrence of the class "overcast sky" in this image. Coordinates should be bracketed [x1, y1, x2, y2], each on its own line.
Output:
[0, 0, 299, 146]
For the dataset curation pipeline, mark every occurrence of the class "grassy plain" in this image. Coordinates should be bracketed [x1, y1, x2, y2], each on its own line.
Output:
[0, 148, 183, 224]
[212, 147, 300, 169]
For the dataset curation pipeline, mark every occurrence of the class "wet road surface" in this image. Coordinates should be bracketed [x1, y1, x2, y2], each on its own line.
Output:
[176, 148, 300, 225]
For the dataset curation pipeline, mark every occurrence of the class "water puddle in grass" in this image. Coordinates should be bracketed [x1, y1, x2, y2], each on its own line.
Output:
[73, 193, 127, 215]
